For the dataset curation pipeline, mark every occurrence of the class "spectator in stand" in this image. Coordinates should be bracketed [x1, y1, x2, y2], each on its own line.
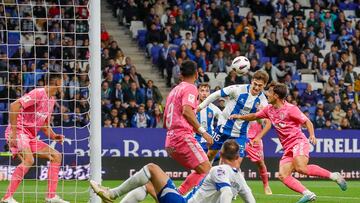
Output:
[324, 119, 339, 130]
[197, 67, 209, 84]
[124, 81, 144, 104]
[348, 45, 357, 66]
[331, 104, 346, 126]
[112, 83, 124, 103]
[101, 81, 112, 100]
[244, 44, 259, 61]
[166, 49, 177, 87]
[347, 109, 360, 129]
[340, 118, 351, 129]
[172, 57, 182, 86]
[129, 65, 147, 89]
[104, 117, 112, 128]
[120, 113, 130, 128]
[131, 104, 153, 128]
[238, 35, 250, 55]
[101, 24, 109, 42]
[224, 70, 240, 87]
[272, 0, 293, 17]
[320, 11, 337, 34]
[196, 30, 209, 51]
[153, 106, 163, 128]
[235, 18, 255, 40]
[144, 79, 163, 105]
[146, 23, 162, 56]
[265, 32, 279, 57]
[344, 64, 357, 84]
[190, 49, 206, 72]
[314, 108, 326, 129]
[211, 51, 227, 73]
[301, 83, 317, 106]
[109, 41, 121, 59]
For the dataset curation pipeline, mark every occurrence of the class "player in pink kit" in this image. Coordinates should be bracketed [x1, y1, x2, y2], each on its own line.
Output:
[230, 82, 347, 203]
[246, 120, 272, 195]
[1, 74, 68, 203]
[164, 60, 213, 195]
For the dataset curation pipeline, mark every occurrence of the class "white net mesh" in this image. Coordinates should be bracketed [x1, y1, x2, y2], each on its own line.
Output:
[0, 0, 90, 202]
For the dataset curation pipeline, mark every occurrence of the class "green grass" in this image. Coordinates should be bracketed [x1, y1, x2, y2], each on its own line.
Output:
[0, 180, 359, 202]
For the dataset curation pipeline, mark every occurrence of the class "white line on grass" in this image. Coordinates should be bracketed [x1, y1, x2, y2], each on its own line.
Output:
[254, 193, 360, 200]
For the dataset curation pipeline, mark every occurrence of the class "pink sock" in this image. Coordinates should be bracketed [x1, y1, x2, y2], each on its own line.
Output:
[282, 176, 306, 194]
[306, 165, 331, 179]
[178, 172, 206, 195]
[47, 163, 61, 198]
[4, 164, 30, 199]
[259, 166, 269, 187]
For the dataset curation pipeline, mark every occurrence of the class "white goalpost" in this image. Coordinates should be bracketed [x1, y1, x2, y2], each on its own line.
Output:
[0, 0, 101, 202]
[89, 0, 101, 201]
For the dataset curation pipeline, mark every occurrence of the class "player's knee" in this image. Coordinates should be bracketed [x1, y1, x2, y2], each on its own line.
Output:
[52, 151, 62, 163]
[295, 166, 307, 174]
[23, 157, 34, 167]
[197, 161, 211, 174]
[146, 163, 161, 174]
[278, 172, 287, 181]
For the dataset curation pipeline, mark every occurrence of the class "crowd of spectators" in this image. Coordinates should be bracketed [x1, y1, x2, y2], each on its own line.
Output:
[101, 27, 164, 128]
[108, 0, 360, 129]
[0, 0, 91, 127]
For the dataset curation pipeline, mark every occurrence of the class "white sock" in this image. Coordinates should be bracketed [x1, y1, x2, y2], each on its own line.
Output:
[110, 166, 151, 198]
[329, 172, 338, 181]
[302, 189, 312, 195]
[120, 186, 147, 203]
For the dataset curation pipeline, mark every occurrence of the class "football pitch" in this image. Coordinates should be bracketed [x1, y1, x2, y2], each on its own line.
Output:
[0, 180, 359, 203]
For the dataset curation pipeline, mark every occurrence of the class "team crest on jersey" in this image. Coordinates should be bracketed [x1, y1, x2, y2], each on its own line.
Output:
[201, 121, 207, 127]
[239, 98, 245, 104]
[188, 94, 195, 103]
[208, 112, 213, 119]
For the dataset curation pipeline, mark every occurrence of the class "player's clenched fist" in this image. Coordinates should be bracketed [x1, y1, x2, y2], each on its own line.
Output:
[202, 132, 214, 146]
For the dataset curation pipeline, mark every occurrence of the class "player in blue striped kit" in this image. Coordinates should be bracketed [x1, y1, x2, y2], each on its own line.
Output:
[197, 70, 270, 168]
[195, 84, 222, 153]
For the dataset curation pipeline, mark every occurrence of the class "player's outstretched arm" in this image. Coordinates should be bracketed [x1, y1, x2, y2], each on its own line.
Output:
[183, 105, 213, 146]
[251, 119, 271, 146]
[229, 113, 258, 121]
[219, 187, 233, 203]
[304, 119, 317, 145]
[198, 90, 221, 111]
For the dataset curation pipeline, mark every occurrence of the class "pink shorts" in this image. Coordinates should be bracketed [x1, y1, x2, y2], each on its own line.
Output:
[245, 142, 264, 163]
[5, 127, 47, 156]
[165, 133, 208, 169]
[279, 140, 310, 166]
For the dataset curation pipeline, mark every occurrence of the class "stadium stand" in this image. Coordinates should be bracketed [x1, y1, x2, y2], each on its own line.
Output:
[102, 0, 360, 130]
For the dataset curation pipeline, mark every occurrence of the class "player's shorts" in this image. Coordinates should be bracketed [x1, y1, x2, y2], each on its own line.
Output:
[157, 179, 186, 203]
[165, 134, 208, 169]
[245, 142, 264, 163]
[210, 128, 247, 158]
[279, 139, 310, 166]
[5, 127, 47, 156]
[194, 136, 209, 153]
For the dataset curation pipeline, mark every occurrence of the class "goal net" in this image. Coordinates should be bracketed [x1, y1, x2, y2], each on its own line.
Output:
[0, 0, 94, 202]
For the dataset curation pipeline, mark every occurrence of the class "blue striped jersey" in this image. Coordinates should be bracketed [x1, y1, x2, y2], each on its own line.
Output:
[195, 103, 222, 144]
[218, 84, 268, 138]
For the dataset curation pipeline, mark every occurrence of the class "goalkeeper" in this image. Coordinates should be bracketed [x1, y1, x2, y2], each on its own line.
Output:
[1, 73, 69, 203]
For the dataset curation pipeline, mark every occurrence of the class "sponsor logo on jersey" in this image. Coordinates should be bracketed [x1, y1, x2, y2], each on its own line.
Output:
[188, 94, 195, 103]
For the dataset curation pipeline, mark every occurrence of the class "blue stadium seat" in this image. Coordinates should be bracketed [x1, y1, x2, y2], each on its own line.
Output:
[330, 34, 338, 41]
[271, 57, 278, 64]
[260, 57, 270, 65]
[150, 45, 162, 65]
[8, 32, 20, 44]
[173, 38, 182, 46]
[296, 82, 308, 95]
[137, 30, 147, 49]
[0, 103, 6, 111]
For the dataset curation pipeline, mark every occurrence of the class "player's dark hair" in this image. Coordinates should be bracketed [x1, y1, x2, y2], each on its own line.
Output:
[180, 60, 197, 78]
[198, 83, 210, 89]
[273, 83, 288, 99]
[221, 140, 240, 161]
[46, 72, 62, 86]
[253, 70, 269, 85]
[266, 81, 278, 90]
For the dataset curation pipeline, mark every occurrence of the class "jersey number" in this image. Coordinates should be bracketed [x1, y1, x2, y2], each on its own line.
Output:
[165, 103, 174, 128]
[213, 134, 221, 142]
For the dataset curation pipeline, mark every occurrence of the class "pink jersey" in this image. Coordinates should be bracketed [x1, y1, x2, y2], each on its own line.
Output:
[247, 121, 263, 140]
[255, 101, 308, 148]
[164, 82, 198, 136]
[7, 88, 56, 138]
